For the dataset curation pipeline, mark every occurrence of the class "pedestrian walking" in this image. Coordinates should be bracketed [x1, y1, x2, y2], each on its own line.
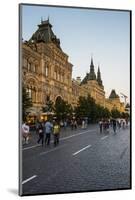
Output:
[35, 121, 40, 135]
[82, 119, 85, 129]
[37, 122, 44, 146]
[106, 120, 110, 133]
[125, 119, 129, 128]
[85, 119, 88, 129]
[63, 120, 67, 130]
[117, 119, 121, 130]
[70, 119, 74, 130]
[53, 121, 60, 147]
[112, 119, 117, 133]
[102, 120, 106, 132]
[22, 122, 30, 144]
[99, 120, 103, 133]
[122, 120, 126, 129]
[74, 120, 77, 130]
[44, 120, 53, 146]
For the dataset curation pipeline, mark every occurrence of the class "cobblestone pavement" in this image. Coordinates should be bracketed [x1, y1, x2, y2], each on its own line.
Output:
[20, 124, 131, 196]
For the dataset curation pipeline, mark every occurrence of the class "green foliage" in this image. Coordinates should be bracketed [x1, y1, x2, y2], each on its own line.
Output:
[102, 107, 111, 119]
[75, 96, 91, 118]
[111, 108, 121, 119]
[22, 86, 32, 121]
[95, 105, 111, 120]
[75, 95, 111, 122]
[121, 112, 130, 119]
[42, 100, 54, 113]
[54, 97, 73, 120]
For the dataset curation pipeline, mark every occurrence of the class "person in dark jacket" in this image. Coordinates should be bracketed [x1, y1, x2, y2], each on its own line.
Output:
[37, 122, 44, 146]
[99, 120, 103, 133]
[112, 119, 117, 133]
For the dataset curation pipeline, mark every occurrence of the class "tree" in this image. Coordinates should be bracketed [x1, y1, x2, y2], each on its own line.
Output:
[102, 107, 111, 119]
[121, 112, 129, 119]
[75, 95, 111, 122]
[42, 100, 54, 113]
[75, 95, 97, 122]
[22, 86, 32, 121]
[111, 108, 121, 119]
[94, 105, 111, 121]
[54, 97, 73, 120]
[75, 96, 90, 118]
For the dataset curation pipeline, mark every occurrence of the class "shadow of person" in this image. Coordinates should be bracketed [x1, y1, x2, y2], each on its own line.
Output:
[7, 188, 18, 196]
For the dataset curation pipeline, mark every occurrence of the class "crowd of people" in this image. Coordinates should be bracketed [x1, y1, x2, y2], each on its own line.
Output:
[98, 118, 129, 134]
[21, 117, 129, 146]
[22, 119, 61, 146]
[21, 118, 88, 146]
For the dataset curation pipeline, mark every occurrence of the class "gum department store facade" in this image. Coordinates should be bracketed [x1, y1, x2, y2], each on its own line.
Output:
[22, 19, 125, 119]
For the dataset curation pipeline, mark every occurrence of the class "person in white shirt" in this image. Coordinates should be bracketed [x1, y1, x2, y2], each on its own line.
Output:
[22, 122, 30, 144]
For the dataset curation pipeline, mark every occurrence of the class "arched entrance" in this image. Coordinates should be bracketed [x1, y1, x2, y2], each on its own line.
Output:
[55, 95, 63, 103]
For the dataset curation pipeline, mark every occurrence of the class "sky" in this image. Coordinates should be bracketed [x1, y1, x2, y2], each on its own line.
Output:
[21, 4, 130, 103]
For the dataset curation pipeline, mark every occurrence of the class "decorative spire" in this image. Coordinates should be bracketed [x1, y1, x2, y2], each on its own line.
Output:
[109, 89, 119, 99]
[89, 57, 96, 80]
[41, 17, 43, 24]
[90, 57, 94, 66]
[97, 66, 103, 86]
[29, 18, 61, 49]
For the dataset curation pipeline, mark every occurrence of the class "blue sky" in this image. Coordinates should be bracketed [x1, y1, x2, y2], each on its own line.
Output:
[21, 4, 130, 102]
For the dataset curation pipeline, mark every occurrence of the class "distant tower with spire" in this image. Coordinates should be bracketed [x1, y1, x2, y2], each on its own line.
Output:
[89, 57, 96, 80]
[97, 66, 103, 88]
[80, 55, 105, 106]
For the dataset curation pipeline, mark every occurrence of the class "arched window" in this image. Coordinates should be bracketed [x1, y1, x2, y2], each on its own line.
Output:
[23, 58, 27, 68]
[55, 96, 63, 104]
[62, 73, 64, 82]
[32, 87, 36, 102]
[45, 66, 49, 77]
[44, 63, 49, 77]
[46, 95, 50, 101]
[54, 70, 57, 79]
[28, 62, 31, 71]
[35, 64, 38, 73]
[33, 64, 36, 72]
[26, 87, 32, 98]
[58, 71, 60, 81]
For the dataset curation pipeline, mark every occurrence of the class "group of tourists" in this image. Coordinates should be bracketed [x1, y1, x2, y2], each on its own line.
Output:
[98, 118, 129, 134]
[22, 117, 89, 146]
[22, 117, 129, 146]
[56, 118, 87, 130]
[22, 119, 60, 147]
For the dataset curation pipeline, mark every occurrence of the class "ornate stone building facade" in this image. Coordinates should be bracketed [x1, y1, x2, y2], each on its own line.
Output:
[22, 19, 73, 115]
[105, 90, 125, 112]
[22, 19, 125, 117]
[81, 58, 105, 106]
